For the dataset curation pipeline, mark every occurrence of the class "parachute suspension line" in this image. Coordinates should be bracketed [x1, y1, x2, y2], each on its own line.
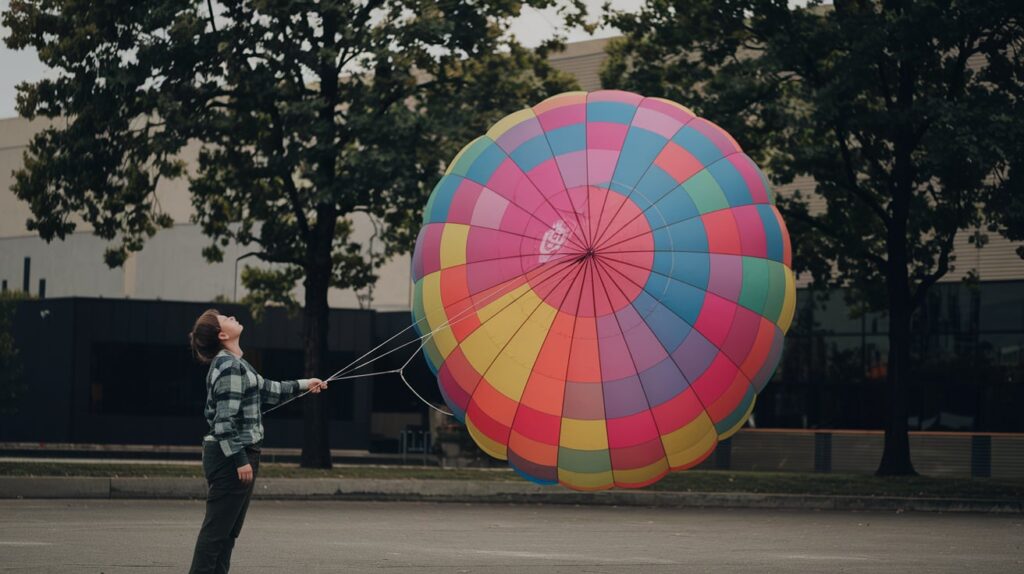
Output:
[262, 254, 577, 417]
[322, 252, 575, 383]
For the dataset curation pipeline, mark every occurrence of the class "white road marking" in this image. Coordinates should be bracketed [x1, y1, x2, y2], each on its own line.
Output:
[778, 553, 876, 561]
[465, 549, 676, 564]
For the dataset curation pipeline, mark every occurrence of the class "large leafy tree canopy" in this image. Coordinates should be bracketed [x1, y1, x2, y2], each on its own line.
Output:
[602, 0, 1023, 474]
[4, 0, 586, 467]
[4, 0, 584, 298]
[604, 0, 1022, 298]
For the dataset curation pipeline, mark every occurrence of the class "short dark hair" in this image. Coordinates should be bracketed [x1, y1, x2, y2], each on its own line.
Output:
[189, 309, 222, 364]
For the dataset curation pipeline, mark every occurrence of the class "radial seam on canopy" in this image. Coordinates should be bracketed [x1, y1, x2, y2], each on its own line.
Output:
[595, 256, 761, 439]
[595, 150, 752, 253]
[589, 103, 700, 250]
[432, 171, 587, 254]
[504, 257, 589, 481]
[419, 219, 575, 252]
[584, 255, 616, 489]
[430, 253, 584, 365]
[530, 102, 593, 250]
[597, 252, 789, 325]
[460, 257, 588, 457]
[472, 132, 589, 253]
[591, 256, 670, 487]
[585, 95, 638, 251]
[557, 254, 589, 482]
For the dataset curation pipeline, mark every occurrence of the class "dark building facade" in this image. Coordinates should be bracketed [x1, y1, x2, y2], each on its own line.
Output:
[2, 284, 1022, 450]
[760, 280, 1024, 432]
[0, 298, 384, 449]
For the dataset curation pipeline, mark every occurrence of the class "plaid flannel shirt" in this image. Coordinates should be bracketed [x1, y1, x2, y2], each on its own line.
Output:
[203, 350, 310, 467]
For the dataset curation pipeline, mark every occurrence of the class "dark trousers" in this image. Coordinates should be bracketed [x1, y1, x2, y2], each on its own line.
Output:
[189, 442, 260, 574]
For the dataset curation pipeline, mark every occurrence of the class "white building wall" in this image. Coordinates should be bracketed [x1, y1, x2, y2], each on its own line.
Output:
[0, 233, 124, 297]
[0, 116, 412, 310]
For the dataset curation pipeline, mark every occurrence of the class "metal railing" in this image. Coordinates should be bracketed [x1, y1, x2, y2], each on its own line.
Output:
[399, 429, 432, 466]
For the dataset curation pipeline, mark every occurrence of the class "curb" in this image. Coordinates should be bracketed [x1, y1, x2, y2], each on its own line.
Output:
[1, 477, 1020, 514]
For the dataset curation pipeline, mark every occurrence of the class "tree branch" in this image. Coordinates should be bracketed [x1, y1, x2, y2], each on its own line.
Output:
[337, 0, 384, 74]
[778, 204, 888, 269]
[248, 236, 304, 266]
[266, 104, 311, 238]
[910, 227, 957, 311]
[206, 0, 218, 33]
[876, 56, 895, 111]
[832, 121, 892, 225]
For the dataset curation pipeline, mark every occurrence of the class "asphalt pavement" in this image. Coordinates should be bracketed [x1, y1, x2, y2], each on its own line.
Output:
[0, 499, 1021, 573]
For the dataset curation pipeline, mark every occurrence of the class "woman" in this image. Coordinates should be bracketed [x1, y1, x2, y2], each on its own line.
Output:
[187, 309, 327, 573]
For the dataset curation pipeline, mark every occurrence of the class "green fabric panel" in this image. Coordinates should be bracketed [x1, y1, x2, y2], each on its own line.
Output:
[683, 170, 729, 214]
[714, 384, 756, 436]
[558, 447, 613, 473]
[449, 137, 490, 177]
[739, 257, 771, 316]
[762, 261, 786, 323]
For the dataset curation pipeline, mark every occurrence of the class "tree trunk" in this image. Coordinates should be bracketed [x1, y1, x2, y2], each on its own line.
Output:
[877, 51, 918, 475]
[300, 261, 332, 468]
[300, 213, 336, 468]
[877, 283, 917, 475]
[877, 181, 918, 476]
[299, 10, 341, 470]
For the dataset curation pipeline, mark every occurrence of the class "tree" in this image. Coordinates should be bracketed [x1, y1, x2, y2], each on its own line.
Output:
[602, 0, 1024, 475]
[4, 0, 583, 467]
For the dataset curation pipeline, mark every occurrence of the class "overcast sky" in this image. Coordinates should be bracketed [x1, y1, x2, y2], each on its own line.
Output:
[0, 0, 645, 119]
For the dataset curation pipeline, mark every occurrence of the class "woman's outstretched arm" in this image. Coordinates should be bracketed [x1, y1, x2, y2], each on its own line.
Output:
[257, 373, 327, 407]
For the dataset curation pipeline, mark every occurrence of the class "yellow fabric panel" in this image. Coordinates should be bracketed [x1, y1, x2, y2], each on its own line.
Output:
[486, 108, 536, 141]
[460, 285, 539, 376]
[613, 459, 669, 487]
[485, 302, 558, 401]
[559, 418, 609, 451]
[477, 282, 531, 323]
[558, 468, 614, 491]
[466, 415, 508, 460]
[421, 273, 457, 359]
[533, 91, 587, 114]
[662, 413, 717, 470]
[439, 224, 470, 269]
[778, 267, 796, 333]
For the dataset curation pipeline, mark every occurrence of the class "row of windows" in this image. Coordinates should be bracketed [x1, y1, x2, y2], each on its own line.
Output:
[763, 281, 1024, 432]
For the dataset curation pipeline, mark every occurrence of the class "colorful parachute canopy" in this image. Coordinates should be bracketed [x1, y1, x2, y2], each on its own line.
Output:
[411, 90, 795, 491]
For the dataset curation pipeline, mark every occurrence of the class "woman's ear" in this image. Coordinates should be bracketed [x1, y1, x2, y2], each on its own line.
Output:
[218, 331, 229, 341]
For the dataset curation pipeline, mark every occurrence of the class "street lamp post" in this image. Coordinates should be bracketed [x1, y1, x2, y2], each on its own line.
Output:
[233, 252, 260, 302]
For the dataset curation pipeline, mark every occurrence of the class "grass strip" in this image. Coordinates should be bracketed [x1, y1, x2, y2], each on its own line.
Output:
[1, 461, 1021, 500]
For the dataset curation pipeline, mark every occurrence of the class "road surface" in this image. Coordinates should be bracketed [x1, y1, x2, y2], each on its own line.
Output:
[0, 499, 1020, 573]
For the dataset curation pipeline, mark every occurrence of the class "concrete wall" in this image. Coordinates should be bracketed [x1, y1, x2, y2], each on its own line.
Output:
[710, 429, 1024, 480]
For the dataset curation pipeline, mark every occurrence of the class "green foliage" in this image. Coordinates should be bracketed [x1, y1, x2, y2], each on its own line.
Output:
[0, 291, 31, 416]
[3, 0, 589, 466]
[240, 265, 304, 320]
[3, 0, 585, 310]
[603, 0, 1024, 308]
[604, 0, 1023, 475]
